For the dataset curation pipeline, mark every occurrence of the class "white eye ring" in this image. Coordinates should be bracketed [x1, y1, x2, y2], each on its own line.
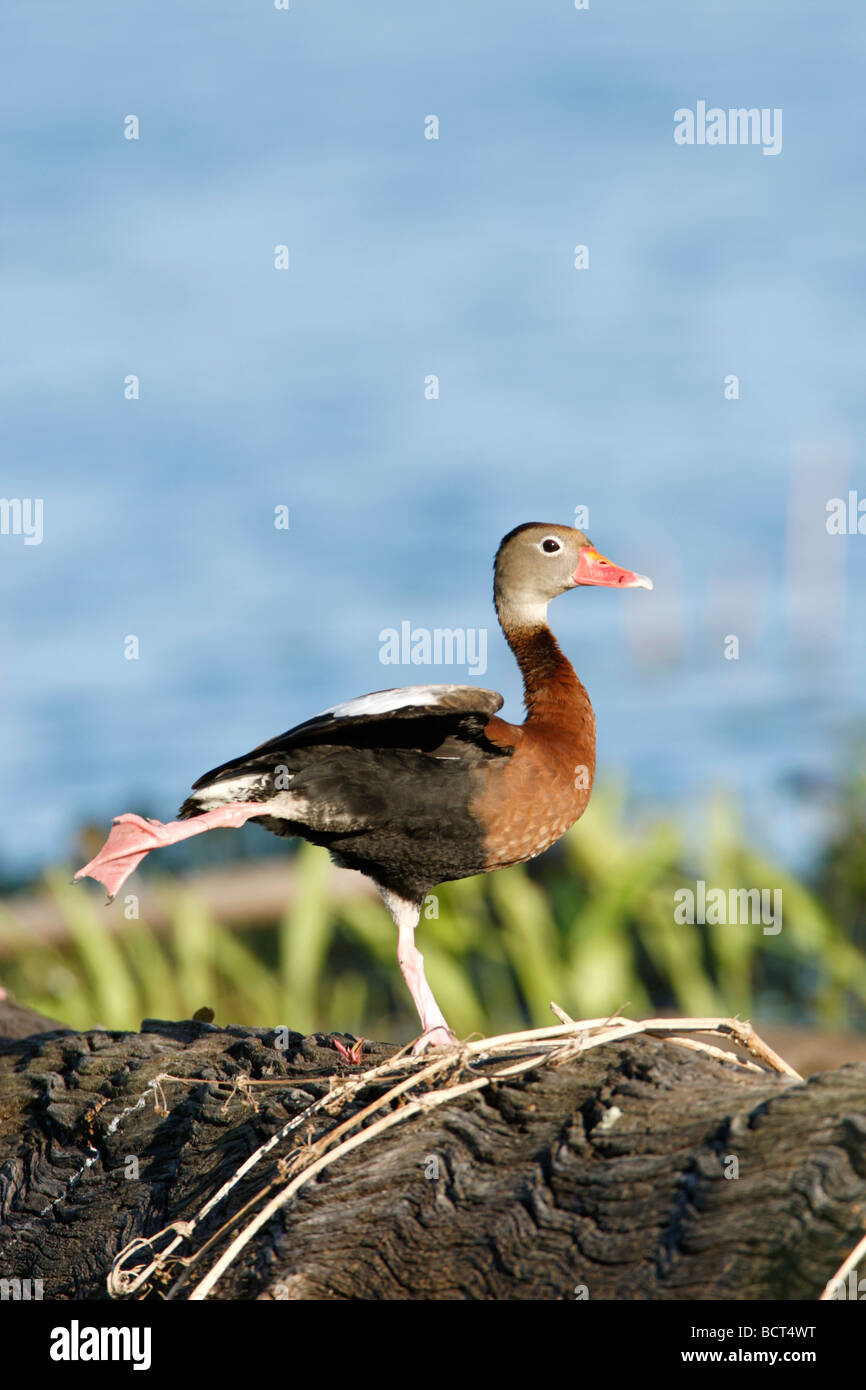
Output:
[539, 537, 561, 554]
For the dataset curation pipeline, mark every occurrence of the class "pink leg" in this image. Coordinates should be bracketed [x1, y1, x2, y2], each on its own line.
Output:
[73, 804, 269, 900]
[396, 922, 456, 1054]
[376, 884, 455, 1052]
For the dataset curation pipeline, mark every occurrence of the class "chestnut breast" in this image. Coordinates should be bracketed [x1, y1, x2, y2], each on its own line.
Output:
[472, 706, 597, 872]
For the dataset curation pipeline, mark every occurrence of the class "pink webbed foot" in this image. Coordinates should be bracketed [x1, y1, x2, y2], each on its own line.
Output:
[73, 803, 269, 900]
[412, 1026, 457, 1055]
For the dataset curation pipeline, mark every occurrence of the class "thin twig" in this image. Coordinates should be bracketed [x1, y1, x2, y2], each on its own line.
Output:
[665, 1035, 765, 1074]
[105, 1009, 802, 1300]
[186, 1073, 492, 1301]
[819, 1230, 866, 1301]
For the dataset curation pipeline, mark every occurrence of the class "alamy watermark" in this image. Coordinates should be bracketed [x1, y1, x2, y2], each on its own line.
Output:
[674, 102, 782, 156]
[0, 497, 43, 545]
[828, 1268, 865, 1300]
[379, 622, 487, 677]
[826, 491, 866, 534]
[0, 1277, 43, 1300]
[674, 880, 782, 935]
[50, 1321, 151, 1370]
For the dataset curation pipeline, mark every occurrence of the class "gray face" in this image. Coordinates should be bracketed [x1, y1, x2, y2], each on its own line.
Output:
[494, 523, 590, 610]
[493, 522, 652, 629]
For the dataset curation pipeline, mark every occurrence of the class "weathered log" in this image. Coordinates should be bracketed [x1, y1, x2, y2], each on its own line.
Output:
[1, 1002, 864, 1301]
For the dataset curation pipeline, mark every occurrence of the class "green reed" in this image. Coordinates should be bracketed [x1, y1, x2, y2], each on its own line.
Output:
[2, 787, 864, 1043]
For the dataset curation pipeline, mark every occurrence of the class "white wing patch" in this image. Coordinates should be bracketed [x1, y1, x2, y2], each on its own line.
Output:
[191, 774, 305, 825]
[321, 687, 463, 720]
[193, 775, 277, 804]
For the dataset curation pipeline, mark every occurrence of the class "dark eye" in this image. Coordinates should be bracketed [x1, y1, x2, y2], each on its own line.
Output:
[541, 538, 561, 553]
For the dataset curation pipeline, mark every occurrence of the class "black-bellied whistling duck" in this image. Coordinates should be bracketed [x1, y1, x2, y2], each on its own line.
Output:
[75, 523, 651, 1052]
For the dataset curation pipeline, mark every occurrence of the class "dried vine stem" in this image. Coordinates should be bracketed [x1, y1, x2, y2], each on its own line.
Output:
[819, 1230, 866, 1301]
[107, 1046, 420, 1297]
[105, 1010, 801, 1300]
[104, 1006, 800, 1295]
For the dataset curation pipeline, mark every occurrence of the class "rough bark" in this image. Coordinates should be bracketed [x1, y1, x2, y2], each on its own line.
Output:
[1, 1001, 864, 1301]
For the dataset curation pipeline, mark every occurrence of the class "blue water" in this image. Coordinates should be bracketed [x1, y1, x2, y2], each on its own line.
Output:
[2, 1, 865, 877]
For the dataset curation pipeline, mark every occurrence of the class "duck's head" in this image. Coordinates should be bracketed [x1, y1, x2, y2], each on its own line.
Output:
[494, 522, 652, 628]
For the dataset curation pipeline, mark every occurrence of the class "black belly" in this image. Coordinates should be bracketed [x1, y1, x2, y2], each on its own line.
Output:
[247, 747, 492, 901]
[256, 814, 487, 902]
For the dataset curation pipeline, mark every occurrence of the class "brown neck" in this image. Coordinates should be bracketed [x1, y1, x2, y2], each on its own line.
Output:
[499, 613, 590, 727]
